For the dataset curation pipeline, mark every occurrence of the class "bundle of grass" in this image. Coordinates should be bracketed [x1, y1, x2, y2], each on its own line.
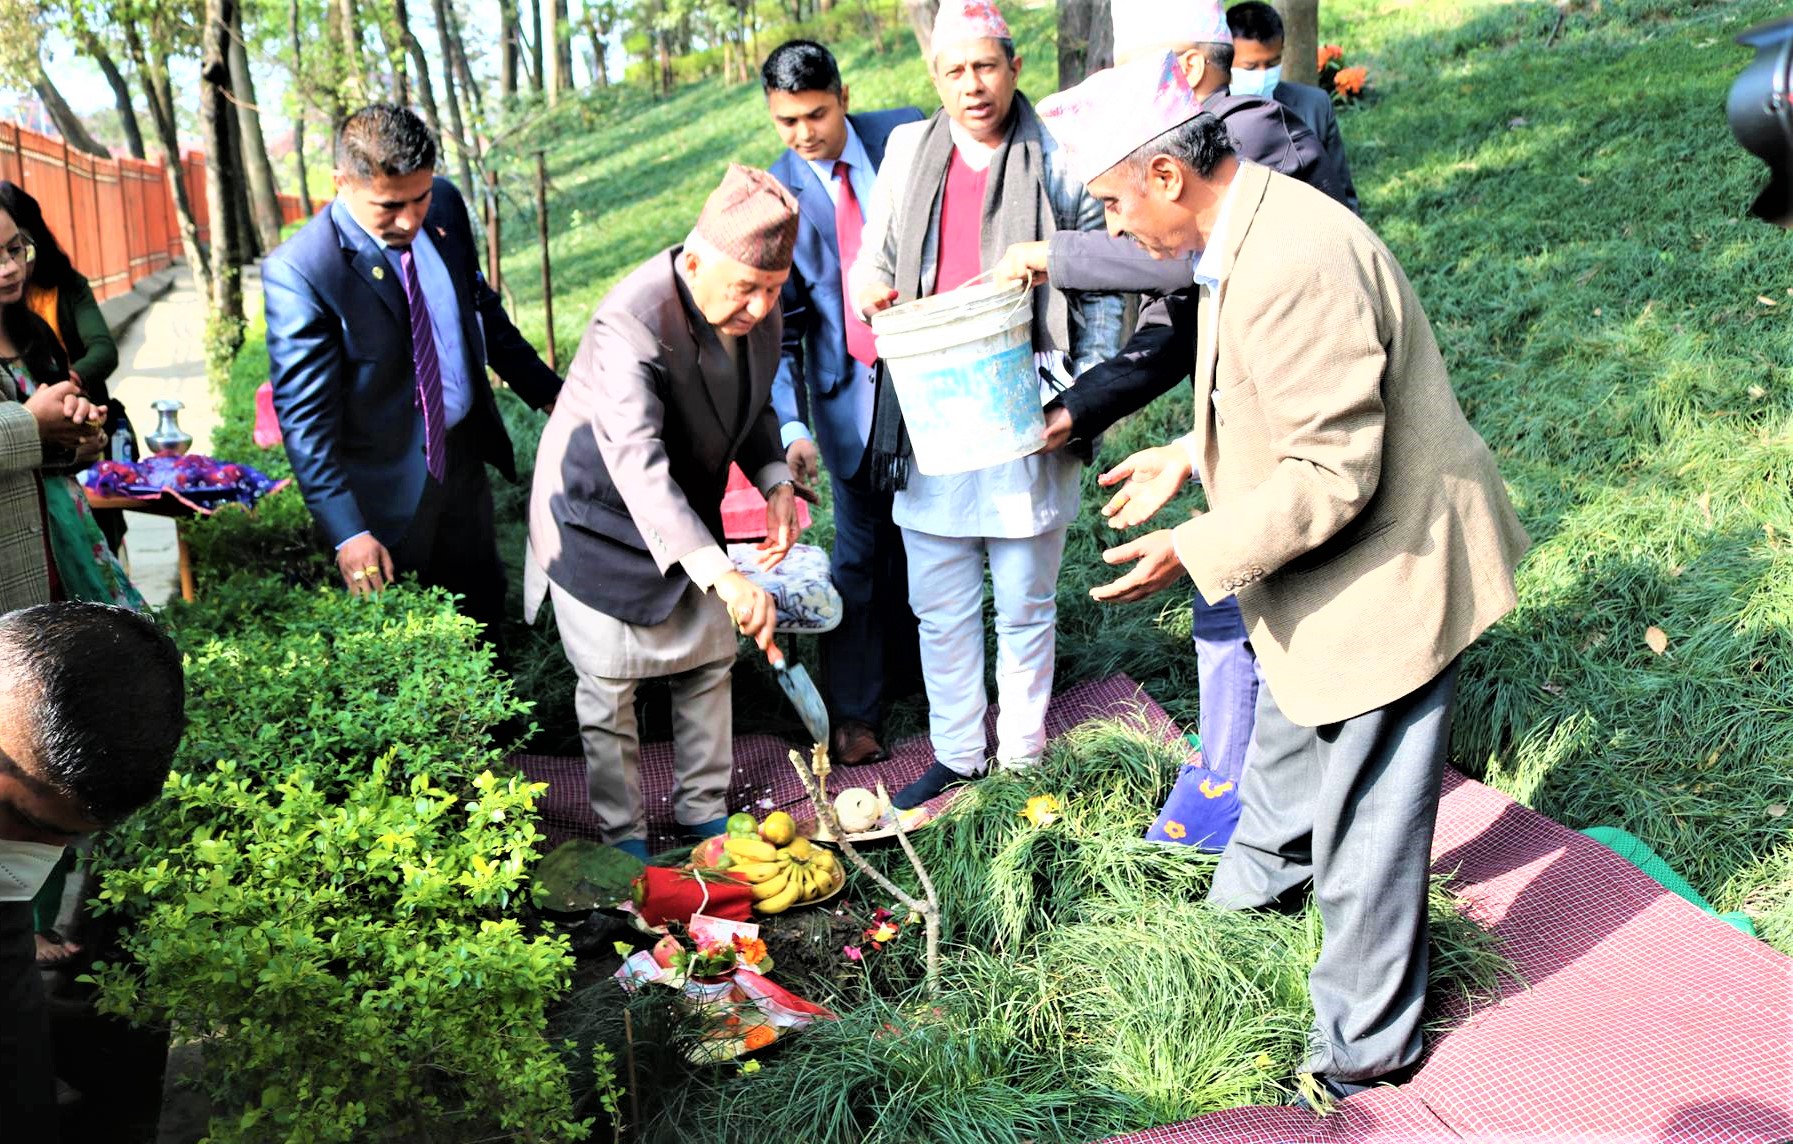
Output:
[559, 713, 1509, 1141]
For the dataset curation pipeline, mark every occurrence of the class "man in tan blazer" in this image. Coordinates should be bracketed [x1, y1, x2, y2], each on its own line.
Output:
[525, 165, 802, 860]
[1041, 56, 1529, 1102]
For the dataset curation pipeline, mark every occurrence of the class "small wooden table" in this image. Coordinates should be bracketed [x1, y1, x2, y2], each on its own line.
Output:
[83, 491, 203, 602]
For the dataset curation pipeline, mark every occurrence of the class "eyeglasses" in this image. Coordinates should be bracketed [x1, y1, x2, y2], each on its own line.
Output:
[0, 237, 36, 271]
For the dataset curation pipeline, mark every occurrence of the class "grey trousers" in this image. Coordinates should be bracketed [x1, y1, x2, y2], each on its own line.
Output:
[1209, 658, 1459, 1082]
[550, 582, 735, 844]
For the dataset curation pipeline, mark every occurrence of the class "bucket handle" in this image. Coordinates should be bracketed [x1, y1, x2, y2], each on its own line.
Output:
[956, 267, 1036, 326]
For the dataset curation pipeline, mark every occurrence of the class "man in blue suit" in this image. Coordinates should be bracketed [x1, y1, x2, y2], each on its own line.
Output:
[1227, 1, 1358, 213]
[762, 41, 924, 766]
[264, 104, 561, 658]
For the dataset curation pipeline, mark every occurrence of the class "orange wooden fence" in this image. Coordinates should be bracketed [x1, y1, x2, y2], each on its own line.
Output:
[0, 122, 311, 303]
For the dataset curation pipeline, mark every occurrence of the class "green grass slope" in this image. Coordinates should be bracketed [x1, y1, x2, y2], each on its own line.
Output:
[487, 0, 1793, 956]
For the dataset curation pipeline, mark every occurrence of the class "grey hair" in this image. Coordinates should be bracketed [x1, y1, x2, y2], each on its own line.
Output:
[1120, 112, 1237, 183]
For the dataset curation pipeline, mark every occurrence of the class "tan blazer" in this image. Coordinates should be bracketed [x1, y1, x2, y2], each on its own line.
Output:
[1174, 163, 1530, 727]
[0, 365, 51, 613]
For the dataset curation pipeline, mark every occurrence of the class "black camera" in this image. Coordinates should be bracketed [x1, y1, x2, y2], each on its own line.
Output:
[1731, 17, 1793, 227]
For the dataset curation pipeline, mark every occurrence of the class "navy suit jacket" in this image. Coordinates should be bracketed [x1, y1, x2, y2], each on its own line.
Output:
[263, 177, 561, 547]
[767, 108, 924, 478]
[1274, 81, 1358, 215]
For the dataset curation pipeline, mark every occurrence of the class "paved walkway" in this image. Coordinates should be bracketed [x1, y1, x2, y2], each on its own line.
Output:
[109, 269, 258, 605]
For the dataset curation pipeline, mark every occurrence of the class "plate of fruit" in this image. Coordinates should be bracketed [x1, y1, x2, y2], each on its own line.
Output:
[689, 811, 846, 915]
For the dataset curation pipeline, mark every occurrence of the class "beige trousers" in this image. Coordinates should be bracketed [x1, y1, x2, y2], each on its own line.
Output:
[549, 579, 736, 843]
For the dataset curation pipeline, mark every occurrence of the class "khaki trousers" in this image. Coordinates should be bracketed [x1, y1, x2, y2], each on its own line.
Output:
[549, 580, 735, 844]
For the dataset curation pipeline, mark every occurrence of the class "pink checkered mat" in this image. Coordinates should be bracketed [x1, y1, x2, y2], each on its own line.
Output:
[1099, 773, 1793, 1144]
[512, 675, 1793, 1143]
[510, 673, 1177, 855]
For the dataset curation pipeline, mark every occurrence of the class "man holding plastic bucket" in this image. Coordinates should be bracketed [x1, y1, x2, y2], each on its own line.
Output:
[1037, 55, 1528, 1103]
[848, 0, 1126, 810]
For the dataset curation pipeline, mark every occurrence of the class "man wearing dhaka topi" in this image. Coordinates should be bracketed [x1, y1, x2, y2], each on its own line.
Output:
[849, 0, 1126, 812]
[526, 165, 803, 861]
[1039, 54, 1529, 1104]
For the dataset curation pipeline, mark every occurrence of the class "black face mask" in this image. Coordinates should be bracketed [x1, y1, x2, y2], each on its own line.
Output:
[1730, 17, 1793, 227]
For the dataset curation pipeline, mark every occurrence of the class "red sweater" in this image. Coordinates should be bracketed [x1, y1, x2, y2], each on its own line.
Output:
[933, 149, 989, 295]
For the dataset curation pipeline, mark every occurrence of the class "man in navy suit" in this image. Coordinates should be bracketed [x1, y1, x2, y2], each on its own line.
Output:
[762, 42, 924, 766]
[264, 104, 560, 658]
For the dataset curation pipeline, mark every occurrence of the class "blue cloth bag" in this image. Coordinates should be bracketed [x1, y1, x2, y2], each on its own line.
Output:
[1146, 737, 1242, 852]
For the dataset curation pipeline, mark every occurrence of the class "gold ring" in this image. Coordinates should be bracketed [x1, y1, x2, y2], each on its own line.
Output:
[351, 570, 367, 581]
[362, 566, 380, 575]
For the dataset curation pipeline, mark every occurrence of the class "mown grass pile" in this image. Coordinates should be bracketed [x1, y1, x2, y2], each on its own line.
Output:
[555, 717, 1507, 1141]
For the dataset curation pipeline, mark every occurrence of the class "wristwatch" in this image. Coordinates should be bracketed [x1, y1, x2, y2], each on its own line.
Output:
[766, 479, 796, 497]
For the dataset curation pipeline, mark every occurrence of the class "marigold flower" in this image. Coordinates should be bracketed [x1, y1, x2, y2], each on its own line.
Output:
[1164, 820, 1187, 840]
[1020, 794, 1061, 826]
[1318, 44, 1345, 67]
[743, 1025, 777, 1051]
[1333, 66, 1368, 96]
[732, 935, 769, 965]
[867, 922, 899, 944]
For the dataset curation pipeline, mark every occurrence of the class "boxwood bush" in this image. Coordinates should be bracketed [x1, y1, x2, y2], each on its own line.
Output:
[90, 576, 584, 1143]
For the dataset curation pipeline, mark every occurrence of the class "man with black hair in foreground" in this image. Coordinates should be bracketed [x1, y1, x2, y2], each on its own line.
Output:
[0, 602, 186, 1141]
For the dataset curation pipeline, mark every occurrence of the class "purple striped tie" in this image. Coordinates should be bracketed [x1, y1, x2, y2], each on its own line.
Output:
[398, 247, 447, 482]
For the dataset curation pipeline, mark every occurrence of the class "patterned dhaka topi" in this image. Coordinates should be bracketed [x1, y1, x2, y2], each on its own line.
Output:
[930, 0, 1011, 48]
[694, 164, 800, 272]
[1037, 51, 1206, 188]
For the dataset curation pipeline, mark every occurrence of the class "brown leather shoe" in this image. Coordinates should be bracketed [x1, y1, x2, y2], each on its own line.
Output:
[831, 719, 888, 766]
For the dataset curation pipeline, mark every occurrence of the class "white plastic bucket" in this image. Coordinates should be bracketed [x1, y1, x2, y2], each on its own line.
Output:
[871, 280, 1043, 477]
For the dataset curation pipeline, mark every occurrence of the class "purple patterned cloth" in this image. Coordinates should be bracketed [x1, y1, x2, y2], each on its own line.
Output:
[83, 454, 286, 510]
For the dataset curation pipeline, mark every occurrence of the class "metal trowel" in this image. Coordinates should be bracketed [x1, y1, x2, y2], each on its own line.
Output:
[773, 657, 830, 747]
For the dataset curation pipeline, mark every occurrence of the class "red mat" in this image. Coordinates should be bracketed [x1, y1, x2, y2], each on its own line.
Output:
[511, 673, 1180, 855]
[1098, 771, 1793, 1144]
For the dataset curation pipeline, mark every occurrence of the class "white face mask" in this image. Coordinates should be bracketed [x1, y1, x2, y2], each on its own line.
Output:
[1230, 64, 1282, 98]
[0, 840, 66, 902]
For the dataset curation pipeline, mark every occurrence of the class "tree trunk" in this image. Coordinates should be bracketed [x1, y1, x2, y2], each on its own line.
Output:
[201, 0, 246, 343]
[1274, 0, 1319, 86]
[548, 0, 573, 97]
[79, 34, 146, 160]
[223, 88, 263, 262]
[582, 6, 609, 88]
[499, 0, 521, 101]
[528, 0, 544, 93]
[124, 23, 211, 299]
[393, 0, 443, 135]
[431, 0, 479, 199]
[229, 3, 286, 251]
[448, 3, 485, 117]
[337, 0, 370, 100]
[31, 57, 110, 158]
[289, 0, 316, 216]
[1056, 0, 1112, 89]
[903, 0, 937, 58]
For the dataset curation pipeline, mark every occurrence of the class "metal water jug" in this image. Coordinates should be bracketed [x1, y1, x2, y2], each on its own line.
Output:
[146, 399, 193, 456]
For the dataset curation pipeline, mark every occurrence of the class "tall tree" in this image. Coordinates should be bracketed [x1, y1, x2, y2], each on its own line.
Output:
[120, 13, 211, 300]
[31, 56, 112, 158]
[229, 1, 285, 251]
[74, 28, 147, 160]
[499, 0, 521, 101]
[1056, 0, 1112, 88]
[1274, 0, 1318, 85]
[288, 0, 315, 215]
[392, 0, 443, 133]
[580, 0, 613, 88]
[446, 2, 483, 118]
[430, 0, 478, 198]
[903, 0, 937, 58]
[528, 0, 544, 92]
[334, 0, 370, 101]
[201, 0, 246, 353]
[548, 0, 573, 97]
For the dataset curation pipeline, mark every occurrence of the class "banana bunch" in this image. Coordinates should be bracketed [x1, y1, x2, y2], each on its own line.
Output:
[723, 836, 841, 915]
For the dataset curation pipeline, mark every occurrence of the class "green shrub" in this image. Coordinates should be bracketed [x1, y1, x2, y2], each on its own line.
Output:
[88, 759, 584, 1143]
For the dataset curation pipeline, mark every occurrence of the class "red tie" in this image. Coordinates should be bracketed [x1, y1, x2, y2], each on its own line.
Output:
[834, 160, 878, 366]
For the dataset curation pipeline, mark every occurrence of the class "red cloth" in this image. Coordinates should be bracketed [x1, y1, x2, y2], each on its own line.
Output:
[253, 381, 283, 447]
[633, 865, 754, 926]
[933, 150, 989, 295]
[719, 464, 812, 541]
[834, 160, 878, 366]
